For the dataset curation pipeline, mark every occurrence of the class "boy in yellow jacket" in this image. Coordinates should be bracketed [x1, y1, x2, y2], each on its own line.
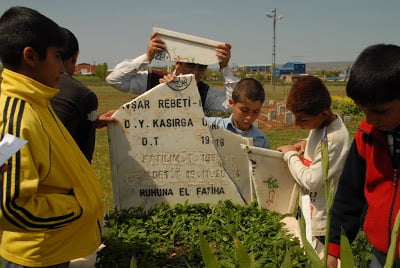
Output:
[0, 6, 104, 267]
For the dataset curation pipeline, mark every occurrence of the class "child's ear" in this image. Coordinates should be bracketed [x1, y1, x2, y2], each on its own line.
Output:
[228, 98, 235, 108]
[22, 47, 39, 67]
[320, 110, 330, 118]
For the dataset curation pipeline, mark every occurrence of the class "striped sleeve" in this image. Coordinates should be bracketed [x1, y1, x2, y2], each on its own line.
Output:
[0, 97, 82, 231]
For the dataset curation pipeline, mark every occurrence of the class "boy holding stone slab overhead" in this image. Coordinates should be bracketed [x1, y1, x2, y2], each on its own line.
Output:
[106, 31, 239, 113]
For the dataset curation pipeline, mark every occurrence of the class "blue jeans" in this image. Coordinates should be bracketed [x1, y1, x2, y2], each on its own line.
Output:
[370, 248, 400, 268]
[2, 259, 69, 268]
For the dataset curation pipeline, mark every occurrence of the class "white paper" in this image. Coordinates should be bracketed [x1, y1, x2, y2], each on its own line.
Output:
[0, 133, 28, 164]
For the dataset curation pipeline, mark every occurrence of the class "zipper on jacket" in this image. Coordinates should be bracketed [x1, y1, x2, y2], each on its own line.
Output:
[388, 130, 400, 249]
[387, 171, 398, 249]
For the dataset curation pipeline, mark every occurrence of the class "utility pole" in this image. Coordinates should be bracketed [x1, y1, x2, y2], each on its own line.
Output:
[266, 8, 283, 91]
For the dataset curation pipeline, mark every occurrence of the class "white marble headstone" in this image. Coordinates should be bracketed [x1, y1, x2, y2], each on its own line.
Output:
[208, 126, 253, 204]
[153, 27, 221, 65]
[108, 74, 245, 210]
[242, 145, 299, 215]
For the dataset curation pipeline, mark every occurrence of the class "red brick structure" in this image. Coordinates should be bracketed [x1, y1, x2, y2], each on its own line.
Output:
[74, 63, 96, 75]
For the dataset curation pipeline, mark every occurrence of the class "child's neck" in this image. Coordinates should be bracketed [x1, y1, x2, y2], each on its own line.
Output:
[319, 111, 337, 129]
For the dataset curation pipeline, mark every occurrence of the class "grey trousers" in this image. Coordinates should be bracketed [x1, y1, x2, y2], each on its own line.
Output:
[2, 259, 70, 268]
[370, 248, 400, 268]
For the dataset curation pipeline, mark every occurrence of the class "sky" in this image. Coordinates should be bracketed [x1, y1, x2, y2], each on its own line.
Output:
[1, 0, 400, 68]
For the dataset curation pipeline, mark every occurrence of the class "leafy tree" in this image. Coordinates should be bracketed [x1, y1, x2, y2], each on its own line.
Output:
[95, 63, 108, 80]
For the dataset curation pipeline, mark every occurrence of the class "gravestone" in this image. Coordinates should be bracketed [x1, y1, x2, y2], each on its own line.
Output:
[108, 74, 246, 210]
[242, 145, 299, 215]
[153, 27, 221, 65]
[277, 103, 283, 114]
[285, 111, 294, 125]
[279, 105, 286, 115]
[207, 125, 253, 203]
[268, 109, 277, 120]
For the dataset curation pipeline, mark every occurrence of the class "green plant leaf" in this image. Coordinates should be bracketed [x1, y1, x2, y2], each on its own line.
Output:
[281, 249, 292, 268]
[299, 213, 323, 268]
[231, 233, 254, 268]
[385, 210, 400, 268]
[339, 227, 356, 268]
[199, 233, 220, 268]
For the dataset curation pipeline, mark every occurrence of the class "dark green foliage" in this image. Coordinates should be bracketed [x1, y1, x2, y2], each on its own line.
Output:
[351, 231, 372, 267]
[96, 201, 308, 267]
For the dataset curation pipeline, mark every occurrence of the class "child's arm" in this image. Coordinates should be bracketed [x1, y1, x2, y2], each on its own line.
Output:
[0, 109, 82, 232]
[106, 33, 165, 94]
[0, 142, 82, 232]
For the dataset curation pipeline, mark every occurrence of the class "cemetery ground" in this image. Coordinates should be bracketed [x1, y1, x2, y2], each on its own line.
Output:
[83, 80, 371, 266]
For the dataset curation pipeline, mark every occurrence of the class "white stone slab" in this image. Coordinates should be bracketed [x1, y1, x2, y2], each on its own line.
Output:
[153, 27, 221, 65]
[207, 126, 253, 204]
[108, 74, 245, 210]
[242, 145, 299, 215]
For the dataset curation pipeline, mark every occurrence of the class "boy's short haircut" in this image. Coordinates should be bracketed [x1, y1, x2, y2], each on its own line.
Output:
[232, 78, 265, 103]
[347, 43, 400, 105]
[0, 6, 65, 69]
[61, 27, 79, 60]
[286, 75, 331, 115]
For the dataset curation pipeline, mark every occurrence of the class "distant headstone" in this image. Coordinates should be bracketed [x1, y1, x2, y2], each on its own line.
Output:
[285, 111, 294, 125]
[268, 109, 277, 121]
[277, 103, 283, 114]
[108, 74, 245, 210]
[344, 115, 352, 124]
[279, 105, 286, 115]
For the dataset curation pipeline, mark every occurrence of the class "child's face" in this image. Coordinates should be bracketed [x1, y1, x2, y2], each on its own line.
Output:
[358, 99, 400, 131]
[293, 112, 329, 130]
[229, 97, 263, 131]
[175, 62, 207, 82]
[33, 46, 64, 87]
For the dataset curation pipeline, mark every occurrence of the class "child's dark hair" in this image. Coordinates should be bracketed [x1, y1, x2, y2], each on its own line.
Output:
[232, 78, 265, 103]
[286, 75, 331, 115]
[0, 6, 65, 69]
[61, 27, 79, 60]
[347, 43, 400, 105]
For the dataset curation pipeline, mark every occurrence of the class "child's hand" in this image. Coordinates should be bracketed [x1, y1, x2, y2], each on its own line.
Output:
[0, 163, 7, 183]
[277, 145, 298, 154]
[96, 110, 118, 129]
[159, 73, 182, 84]
[216, 43, 231, 69]
[294, 140, 306, 157]
[327, 255, 338, 268]
[146, 32, 166, 62]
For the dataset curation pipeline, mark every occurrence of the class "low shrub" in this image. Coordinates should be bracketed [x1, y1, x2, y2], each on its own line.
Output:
[331, 96, 362, 117]
[96, 201, 308, 267]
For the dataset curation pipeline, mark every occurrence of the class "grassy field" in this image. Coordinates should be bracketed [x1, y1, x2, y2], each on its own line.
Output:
[87, 79, 358, 212]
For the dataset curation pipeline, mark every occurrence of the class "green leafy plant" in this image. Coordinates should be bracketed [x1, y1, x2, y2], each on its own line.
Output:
[96, 201, 308, 267]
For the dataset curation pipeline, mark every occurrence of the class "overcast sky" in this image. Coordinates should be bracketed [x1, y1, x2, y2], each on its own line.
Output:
[1, 0, 399, 68]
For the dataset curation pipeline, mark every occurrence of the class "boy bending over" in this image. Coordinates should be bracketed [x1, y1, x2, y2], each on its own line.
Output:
[328, 44, 400, 267]
[278, 76, 351, 249]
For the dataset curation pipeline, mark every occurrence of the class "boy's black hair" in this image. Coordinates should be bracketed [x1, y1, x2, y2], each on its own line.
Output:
[232, 78, 265, 103]
[0, 6, 65, 69]
[286, 75, 331, 116]
[61, 27, 79, 60]
[347, 43, 400, 105]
